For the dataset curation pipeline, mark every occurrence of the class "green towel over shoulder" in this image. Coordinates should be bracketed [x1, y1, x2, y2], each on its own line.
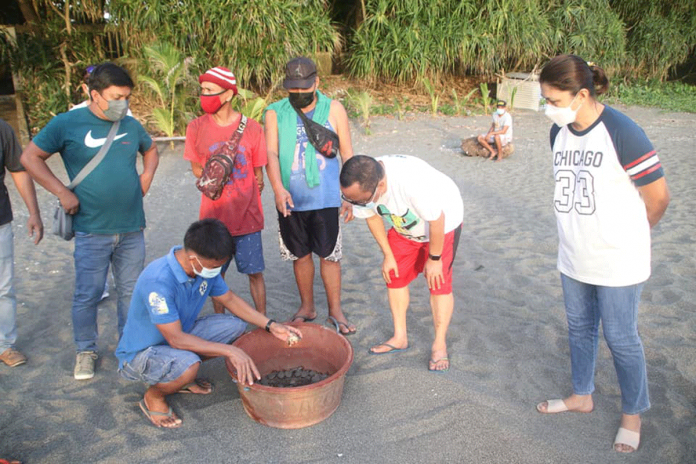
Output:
[265, 91, 332, 189]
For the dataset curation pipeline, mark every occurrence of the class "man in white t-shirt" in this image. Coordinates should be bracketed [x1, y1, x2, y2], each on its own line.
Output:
[340, 155, 463, 371]
[478, 100, 513, 161]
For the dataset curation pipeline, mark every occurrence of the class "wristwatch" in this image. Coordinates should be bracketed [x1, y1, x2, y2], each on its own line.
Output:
[428, 254, 441, 261]
[265, 319, 276, 332]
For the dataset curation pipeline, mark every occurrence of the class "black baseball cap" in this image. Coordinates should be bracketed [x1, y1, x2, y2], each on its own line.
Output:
[496, 100, 507, 107]
[283, 57, 317, 89]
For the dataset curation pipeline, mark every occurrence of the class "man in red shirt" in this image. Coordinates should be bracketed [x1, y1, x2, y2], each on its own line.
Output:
[184, 67, 267, 315]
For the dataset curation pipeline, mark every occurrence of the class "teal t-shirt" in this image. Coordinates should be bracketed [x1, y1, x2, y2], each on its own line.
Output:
[32, 107, 153, 234]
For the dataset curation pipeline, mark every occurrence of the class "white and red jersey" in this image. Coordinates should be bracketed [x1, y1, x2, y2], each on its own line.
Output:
[550, 105, 664, 286]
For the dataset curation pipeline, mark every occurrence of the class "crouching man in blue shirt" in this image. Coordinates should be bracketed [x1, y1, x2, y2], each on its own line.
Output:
[116, 219, 302, 428]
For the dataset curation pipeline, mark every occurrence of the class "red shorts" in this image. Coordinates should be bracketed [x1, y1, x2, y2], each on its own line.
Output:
[386, 224, 461, 295]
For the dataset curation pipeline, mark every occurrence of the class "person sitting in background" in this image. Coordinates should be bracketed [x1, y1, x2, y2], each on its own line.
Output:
[477, 100, 513, 161]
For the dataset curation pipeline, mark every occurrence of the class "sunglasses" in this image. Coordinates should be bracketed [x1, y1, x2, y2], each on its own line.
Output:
[341, 183, 379, 207]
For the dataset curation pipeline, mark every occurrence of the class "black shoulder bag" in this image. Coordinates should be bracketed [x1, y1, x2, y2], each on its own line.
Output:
[291, 104, 340, 159]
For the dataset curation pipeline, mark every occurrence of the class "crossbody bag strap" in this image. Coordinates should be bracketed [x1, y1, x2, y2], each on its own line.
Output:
[291, 103, 314, 128]
[67, 120, 121, 190]
[233, 115, 247, 141]
[224, 115, 247, 159]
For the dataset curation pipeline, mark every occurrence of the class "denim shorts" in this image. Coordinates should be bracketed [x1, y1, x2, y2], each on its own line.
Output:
[222, 231, 265, 275]
[118, 314, 246, 385]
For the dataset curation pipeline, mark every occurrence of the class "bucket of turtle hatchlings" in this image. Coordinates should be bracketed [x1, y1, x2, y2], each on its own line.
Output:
[227, 322, 353, 429]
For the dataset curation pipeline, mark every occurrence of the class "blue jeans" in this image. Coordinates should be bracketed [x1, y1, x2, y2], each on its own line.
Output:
[119, 314, 246, 385]
[0, 223, 16, 352]
[72, 231, 145, 352]
[561, 273, 650, 415]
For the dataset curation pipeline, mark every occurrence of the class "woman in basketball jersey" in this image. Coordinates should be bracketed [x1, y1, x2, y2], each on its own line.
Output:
[535, 55, 670, 453]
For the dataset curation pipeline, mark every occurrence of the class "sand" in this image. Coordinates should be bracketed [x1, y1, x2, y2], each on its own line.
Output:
[1, 105, 694, 463]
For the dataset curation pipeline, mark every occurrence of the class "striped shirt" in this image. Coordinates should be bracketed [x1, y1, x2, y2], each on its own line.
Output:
[549, 105, 664, 286]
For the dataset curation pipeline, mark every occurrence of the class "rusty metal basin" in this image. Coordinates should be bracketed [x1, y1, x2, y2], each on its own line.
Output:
[227, 322, 353, 429]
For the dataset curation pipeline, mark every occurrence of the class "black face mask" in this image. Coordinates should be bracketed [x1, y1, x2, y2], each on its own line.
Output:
[288, 90, 316, 109]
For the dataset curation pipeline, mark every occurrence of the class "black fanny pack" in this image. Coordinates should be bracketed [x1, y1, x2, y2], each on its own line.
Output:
[291, 104, 339, 159]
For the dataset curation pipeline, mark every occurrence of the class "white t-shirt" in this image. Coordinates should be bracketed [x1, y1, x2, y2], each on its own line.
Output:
[353, 155, 463, 242]
[493, 111, 513, 141]
[550, 105, 664, 286]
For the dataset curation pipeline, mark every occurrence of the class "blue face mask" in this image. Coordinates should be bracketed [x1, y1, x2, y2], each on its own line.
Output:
[190, 256, 222, 279]
[496, 108, 505, 115]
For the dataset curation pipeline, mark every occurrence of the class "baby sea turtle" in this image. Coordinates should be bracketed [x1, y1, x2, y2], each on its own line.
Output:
[287, 333, 301, 346]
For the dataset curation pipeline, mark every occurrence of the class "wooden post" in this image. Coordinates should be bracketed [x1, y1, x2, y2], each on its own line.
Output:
[4, 27, 31, 147]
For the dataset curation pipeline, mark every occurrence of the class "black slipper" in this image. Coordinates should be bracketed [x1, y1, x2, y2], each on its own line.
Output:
[326, 316, 356, 336]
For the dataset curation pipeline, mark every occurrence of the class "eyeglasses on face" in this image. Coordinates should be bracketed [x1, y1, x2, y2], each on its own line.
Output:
[341, 183, 378, 207]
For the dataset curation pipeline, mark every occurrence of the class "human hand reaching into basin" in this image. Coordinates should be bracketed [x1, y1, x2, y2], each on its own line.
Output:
[267, 321, 303, 346]
[226, 346, 262, 386]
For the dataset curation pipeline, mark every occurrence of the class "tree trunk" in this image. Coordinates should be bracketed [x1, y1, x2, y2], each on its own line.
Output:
[17, 0, 40, 25]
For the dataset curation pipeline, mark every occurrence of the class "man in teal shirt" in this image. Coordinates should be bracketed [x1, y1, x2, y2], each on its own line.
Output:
[21, 63, 159, 380]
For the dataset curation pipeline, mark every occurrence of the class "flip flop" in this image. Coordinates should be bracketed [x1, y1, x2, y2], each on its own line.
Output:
[614, 427, 640, 453]
[326, 316, 356, 336]
[290, 314, 316, 323]
[139, 399, 182, 428]
[368, 343, 408, 355]
[428, 357, 450, 372]
[536, 399, 569, 414]
[177, 378, 214, 394]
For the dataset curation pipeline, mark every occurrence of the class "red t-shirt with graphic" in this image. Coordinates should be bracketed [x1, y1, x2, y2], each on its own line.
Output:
[184, 113, 267, 236]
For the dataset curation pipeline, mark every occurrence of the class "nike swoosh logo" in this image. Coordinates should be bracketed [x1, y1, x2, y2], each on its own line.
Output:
[198, 178, 215, 187]
[84, 130, 128, 148]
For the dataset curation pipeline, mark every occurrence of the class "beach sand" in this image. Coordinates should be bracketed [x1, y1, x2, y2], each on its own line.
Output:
[1, 106, 694, 463]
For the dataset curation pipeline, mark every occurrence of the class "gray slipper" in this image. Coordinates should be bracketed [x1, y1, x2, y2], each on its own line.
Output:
[139, 399, 182, 428]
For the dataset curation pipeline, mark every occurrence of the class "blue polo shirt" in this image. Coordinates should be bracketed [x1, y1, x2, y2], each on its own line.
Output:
[115, 246, 229, 367]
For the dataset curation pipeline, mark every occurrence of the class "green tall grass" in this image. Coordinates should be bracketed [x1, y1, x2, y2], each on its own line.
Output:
[109, 0, 340, 92]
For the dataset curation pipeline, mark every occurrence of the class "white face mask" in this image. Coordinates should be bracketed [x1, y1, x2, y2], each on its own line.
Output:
[190, 256, 222, 279]
[545, 94, 580, 126]
[496, 108, 505, 115]
[353, 201, 376, 210]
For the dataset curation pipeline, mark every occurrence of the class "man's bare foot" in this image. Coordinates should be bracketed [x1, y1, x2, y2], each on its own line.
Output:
[428, 346, 449, 371]
[139, 397, 182, 428]
[537, 393, 594, 414]
[369, 336, 408, 354]
[614, 414, 641, 453]
[487, 150, 497, 160]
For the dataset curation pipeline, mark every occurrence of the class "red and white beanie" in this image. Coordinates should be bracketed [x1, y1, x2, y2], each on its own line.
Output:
[199, 67, 238, 96]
